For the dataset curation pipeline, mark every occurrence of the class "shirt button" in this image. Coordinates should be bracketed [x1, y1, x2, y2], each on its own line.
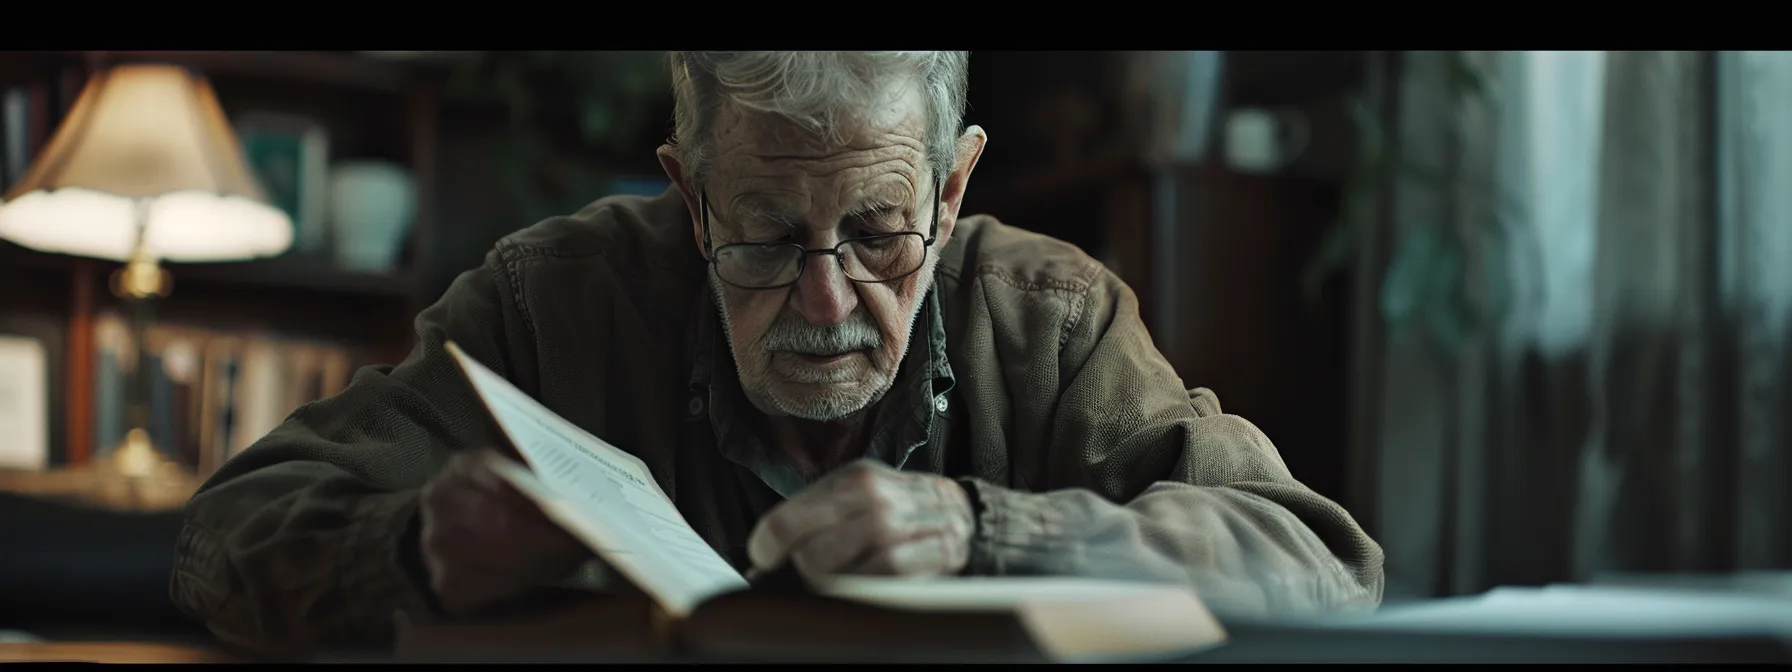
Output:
[934, 395, 949, 413]
[688, 395, 706, 418]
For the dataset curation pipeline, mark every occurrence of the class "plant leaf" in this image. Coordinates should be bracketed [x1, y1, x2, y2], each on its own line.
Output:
[1475, 221, 1515, 326]
[1302, 215, 1362, 309]
[1393, 157, 1454, 195]
[1419, 162, 1530, 226]
[1393, 158, 1533, 240]
[1446, 52, 1491, 101]
[1422, 239, 1473, 354]
[1379, 224, 1442, 333]
[1347, 95, 1387, 166]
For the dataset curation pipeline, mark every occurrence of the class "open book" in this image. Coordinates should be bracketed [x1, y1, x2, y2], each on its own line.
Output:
[419, 341, 1226, 663]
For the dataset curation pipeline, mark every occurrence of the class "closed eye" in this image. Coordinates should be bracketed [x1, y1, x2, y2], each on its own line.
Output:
[742, 217, 801, 243]
[846, 206, 903, 234]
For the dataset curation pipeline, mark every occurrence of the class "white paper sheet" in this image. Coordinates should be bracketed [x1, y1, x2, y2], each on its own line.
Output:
[1319, 584, 1792, 638]
[447, 342, 747, 617]
[817, 575, 1172, 612]
[818, 575, 1225, 662]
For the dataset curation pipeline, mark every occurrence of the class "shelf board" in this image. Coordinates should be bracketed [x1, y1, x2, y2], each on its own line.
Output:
[0, 244, 421, 302]
[51, 51, 423, 93]
[168, 257, 421, 300]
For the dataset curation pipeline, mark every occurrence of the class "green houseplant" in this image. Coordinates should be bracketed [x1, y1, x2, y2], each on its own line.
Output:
[1301, 52, 1537, 598]
[1302, 51, 1529, 356]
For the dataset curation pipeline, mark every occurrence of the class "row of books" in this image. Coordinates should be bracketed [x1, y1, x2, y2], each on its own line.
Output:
[92, 312, 381, 477]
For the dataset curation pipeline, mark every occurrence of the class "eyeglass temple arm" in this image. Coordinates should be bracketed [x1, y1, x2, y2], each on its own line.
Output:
[700, 192, 716, 260]
[926, 178, 942, 242]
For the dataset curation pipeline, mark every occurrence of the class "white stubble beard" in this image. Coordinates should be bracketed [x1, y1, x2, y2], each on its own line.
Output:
[710, 251, 940, 422]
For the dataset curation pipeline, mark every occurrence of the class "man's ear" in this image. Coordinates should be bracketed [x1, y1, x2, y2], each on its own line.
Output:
[937, 126, 988, 246]
[657, 145, 706, 257]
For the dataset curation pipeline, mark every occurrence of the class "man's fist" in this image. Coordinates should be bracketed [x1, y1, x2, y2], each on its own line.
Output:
[747, 459, 975, 581]
[417, 450, 592, 616]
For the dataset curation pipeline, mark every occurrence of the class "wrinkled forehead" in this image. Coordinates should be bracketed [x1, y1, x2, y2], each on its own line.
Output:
[705, 83, 933, 213]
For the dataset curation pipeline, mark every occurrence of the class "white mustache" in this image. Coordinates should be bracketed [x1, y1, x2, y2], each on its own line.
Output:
[760, 310, 882, 356]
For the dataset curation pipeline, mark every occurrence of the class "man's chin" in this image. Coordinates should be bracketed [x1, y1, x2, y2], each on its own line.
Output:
[765, 381, 886, 422]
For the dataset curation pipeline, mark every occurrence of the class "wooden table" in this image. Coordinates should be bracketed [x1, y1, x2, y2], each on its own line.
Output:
[0, 641, 238, 663]
[0, 462, 200, 512]
[0, 460, 214, 663]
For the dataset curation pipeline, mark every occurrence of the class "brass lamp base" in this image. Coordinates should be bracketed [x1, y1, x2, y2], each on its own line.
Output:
[99, 199, 184, 508]
[110, 427, 163, 479]
[96, 427, 187, 510]
[114, 246, 172, 301]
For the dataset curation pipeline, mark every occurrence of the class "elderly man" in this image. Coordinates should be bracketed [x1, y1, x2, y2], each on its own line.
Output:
[171, 51, 1384, 655]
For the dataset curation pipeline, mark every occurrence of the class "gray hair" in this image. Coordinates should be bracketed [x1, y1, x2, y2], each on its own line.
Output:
[667, 51, 970, 189]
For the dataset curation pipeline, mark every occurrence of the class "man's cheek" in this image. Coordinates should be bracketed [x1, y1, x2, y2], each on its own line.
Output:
[730, 309, 775, 351]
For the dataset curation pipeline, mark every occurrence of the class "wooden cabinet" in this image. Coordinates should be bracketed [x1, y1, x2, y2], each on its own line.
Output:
[959, 51, 1365, 502]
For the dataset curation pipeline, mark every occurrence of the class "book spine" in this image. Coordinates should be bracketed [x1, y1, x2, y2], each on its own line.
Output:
[86, 312, 372, 477]
[2, 86, 27, 185]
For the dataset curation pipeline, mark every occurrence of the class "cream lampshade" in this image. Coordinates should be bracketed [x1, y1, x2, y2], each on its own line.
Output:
[0, 63, 293, 495]
[0, 63, 293, 262]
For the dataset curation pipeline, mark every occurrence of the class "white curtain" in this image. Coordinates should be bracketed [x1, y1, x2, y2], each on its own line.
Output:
[1358, 50, 1792, 600]
[1717, 51, 1792, 568]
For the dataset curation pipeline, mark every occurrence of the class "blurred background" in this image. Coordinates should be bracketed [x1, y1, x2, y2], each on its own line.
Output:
[0, 50, 1788, 638]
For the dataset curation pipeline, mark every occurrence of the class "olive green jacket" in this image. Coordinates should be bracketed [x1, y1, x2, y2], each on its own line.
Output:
[169, 189, 1384, 654]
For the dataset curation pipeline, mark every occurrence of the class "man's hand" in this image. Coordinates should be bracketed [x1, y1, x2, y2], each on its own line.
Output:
[746, 459, 976, 581]
[417, 450, 593, 616]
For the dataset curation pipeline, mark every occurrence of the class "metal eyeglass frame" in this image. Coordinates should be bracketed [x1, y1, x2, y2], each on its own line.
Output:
[700, 178, 942, 290]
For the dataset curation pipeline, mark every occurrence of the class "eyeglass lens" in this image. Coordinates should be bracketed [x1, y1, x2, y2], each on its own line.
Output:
[714, 234, 926, 288]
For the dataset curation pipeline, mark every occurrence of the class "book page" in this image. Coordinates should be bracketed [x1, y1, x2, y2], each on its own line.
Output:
[816, 576, 1227, 662]
[1318, 584, 1792, 638]
[816, 576, 1173, 611]
[445, 342, 748, 617]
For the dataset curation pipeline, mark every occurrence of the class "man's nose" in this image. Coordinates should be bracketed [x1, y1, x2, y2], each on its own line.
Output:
[789, 253, 859, 326]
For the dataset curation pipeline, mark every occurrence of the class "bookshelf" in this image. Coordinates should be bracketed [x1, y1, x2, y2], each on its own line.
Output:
[0, 51, 447, 469]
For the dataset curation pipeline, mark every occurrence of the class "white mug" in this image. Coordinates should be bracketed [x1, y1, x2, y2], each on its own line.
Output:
[1224, 107, 1311, 174]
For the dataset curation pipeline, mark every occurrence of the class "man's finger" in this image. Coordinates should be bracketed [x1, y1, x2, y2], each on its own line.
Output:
[450, 449, 511, 495]
[786, 510, 883, 579]
[841, 532, 960, 577]
[458, 450, 571, 530]
[421, 511, 520, 576]
[747, 487, 879, 570]
[429, 562, 525, 616]
[424, 539, 511, 583]
[426, 480, 507, 537]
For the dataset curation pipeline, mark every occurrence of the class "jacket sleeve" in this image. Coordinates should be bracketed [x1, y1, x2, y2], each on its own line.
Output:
[168, 251, 538, 655]
[957, 267, 1386, 619]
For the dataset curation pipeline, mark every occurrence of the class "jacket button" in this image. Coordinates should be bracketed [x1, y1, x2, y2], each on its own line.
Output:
[688, 396, 706, 417]
[934, 395, 949, 413]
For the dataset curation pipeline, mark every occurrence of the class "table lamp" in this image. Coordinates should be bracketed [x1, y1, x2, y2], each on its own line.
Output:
[0, 63, 293, 495]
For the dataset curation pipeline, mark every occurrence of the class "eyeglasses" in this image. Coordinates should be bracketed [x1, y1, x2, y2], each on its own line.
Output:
[700, 180, 941, 290]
